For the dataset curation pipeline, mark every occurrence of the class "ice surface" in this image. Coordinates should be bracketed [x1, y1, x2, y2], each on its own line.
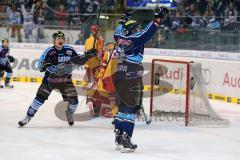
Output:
[0, 83, 240, 160]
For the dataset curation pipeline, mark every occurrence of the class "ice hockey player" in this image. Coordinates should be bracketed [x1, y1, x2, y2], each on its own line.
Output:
[18, 31, 97, 127]
[113, 7, 169, 152]
[83, 25, 104, 115]
[0, 38, 15, 88]
[88, 42, 119, 117]
[83, 24, 104, 87]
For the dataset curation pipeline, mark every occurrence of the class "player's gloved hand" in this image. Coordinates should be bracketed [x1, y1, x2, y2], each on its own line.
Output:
[119, 12, 132, 24]
[8, 56, 15, 63]
[85, 48, 97, 59]
[154, 7, 169, 20]
[45, 65, 57, 73]
[40, 60, 52, 72]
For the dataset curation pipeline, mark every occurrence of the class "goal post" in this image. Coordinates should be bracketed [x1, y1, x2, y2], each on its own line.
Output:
[150, 59, 229, 126]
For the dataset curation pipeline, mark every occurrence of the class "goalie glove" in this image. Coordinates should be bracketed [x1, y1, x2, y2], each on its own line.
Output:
[154, 7, 169, 20]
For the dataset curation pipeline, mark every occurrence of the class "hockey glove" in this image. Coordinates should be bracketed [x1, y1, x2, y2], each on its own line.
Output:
[154, 7, 169, 20]
[85, 48, 98, 59]
[40, 60, 52, 72]
[8, 56, 15, 63]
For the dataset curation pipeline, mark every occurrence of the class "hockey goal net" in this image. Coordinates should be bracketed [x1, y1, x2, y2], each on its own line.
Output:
[150, 59, 229, 126]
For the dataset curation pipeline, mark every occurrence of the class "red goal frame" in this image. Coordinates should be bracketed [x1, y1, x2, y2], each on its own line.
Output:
[150, 59, 191, 126]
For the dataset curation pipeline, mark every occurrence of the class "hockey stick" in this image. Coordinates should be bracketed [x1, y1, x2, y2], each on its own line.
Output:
[93, 0, 103, 49]
[141, 105, 152, 125]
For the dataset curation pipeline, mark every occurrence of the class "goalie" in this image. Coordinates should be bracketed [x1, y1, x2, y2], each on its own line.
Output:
[88, 42, 119, 118]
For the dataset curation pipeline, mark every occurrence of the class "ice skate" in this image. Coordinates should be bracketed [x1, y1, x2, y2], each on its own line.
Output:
[5, 82, 14, 88]
[0, 79, 4, 88]
[121, 132, 137, 153]
[114, 129, 123, 151]
[18, 116, 32, 127]
[0, 84, 3, 88]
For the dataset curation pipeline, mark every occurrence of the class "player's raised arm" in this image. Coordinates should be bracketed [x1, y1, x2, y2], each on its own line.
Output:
[114, 7, 169, 46]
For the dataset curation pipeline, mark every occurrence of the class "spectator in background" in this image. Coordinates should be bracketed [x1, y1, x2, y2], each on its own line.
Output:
[7, 3, 22, 42]
[236, 0, 240, 21]
[213, 0, 226, 20]
[34, 0, 45, 11]
[55, 3, 68, 26]
[198, 0, 208, 16]
[207, 9, 221, 30]
[68, 6, 83, 26]
[34, 8, 45, 41]
[68, 0, 80, 13]
[81, 0, 99, 22]
[74, 30, 85, 45]
[196, 16, 207, 28]
[21, 2, 35, 41]
[223, 2, 237, 29]
[175, 0, 185, 15]
[171, 11, 181, 31]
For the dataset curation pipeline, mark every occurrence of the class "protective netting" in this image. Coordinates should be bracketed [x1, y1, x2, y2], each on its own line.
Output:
[150, 60, 229, 126]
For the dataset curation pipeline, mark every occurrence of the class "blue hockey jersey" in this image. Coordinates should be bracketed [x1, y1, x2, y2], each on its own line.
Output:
[0, 45, 9, 58]
[114, 21, 158, 64]
[113, 21, 159, 80]
[38, 45, 78, 82]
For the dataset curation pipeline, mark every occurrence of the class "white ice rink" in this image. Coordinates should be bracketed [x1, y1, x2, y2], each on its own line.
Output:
[0, 83, 240, 160]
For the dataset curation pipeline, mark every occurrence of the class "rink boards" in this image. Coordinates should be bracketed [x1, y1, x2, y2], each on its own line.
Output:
[6, 43, 240, 105]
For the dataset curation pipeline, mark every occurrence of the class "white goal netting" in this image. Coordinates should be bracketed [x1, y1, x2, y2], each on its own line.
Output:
[150, 59, 229, 126]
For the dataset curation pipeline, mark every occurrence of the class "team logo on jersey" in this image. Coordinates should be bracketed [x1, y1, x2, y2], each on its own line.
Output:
[117, 39, 132, 46]
[66, 50, 73, 56]
[58, 56, 71, 62]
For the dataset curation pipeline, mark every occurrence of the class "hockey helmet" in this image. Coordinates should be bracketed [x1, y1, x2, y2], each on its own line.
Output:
[124, 20, 140, 35]
[52, 31, 65, 40]
[91, 25, 99, 34]
[2, 38, 9, 43]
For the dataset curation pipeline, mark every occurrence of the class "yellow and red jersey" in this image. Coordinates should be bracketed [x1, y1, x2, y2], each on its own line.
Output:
[84, 34, 104, 69]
